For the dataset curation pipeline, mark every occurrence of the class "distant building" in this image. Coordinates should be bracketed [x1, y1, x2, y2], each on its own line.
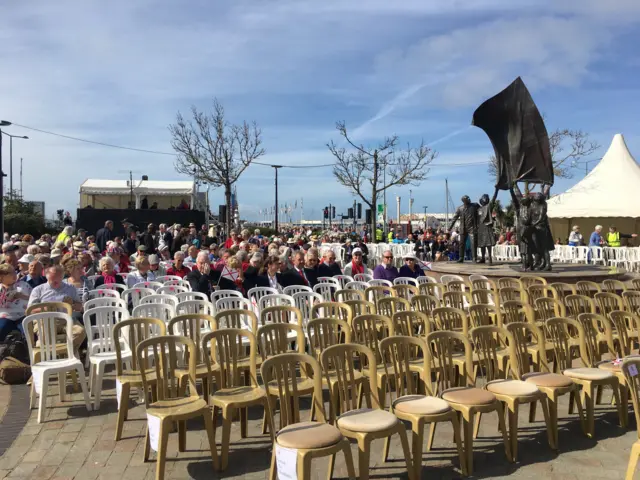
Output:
[26, 201, 45, 217]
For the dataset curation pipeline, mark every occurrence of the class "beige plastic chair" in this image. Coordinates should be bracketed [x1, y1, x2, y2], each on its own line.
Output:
[621, 357, 640, 479]
[335, 289, 365, 303]
[506, 321, 585, 449]
[426, 330, 511, 474]
[215, 308, 257, 332]
[535, 297, 567, 322]
[432, 307, 469, 335]
[113, 318, 166, 441]
[623, 290, 640, 315]
[391, 311, 428, 337]
[470, 288, 498, 307]
[497, 278, 523, 290]
[611, 310, 640, 355]
[442, 291, 471, 311]
[549, 282, 577, 304]
[577, 280, 601, 298]
[393, 284, 418, 301]
[498, 287, 529, 304]
[380, 335, 466, 477]
[603, 279, 628, 294]
[632, 279, 640, 291]
[546, 317, 623, 437]
[311, 301, 352, 325]
[470, 277, 498, 294]
[411, 294, 440, 320]
[418, 282, 443, 299]
[502, 300, 536, 326]
[520, 275, 547, 288]
[377, 296, 410, 317]
[168, 314, 217, 402]
[444, 280, 468, 293]
[564, 294, 596, 318]
[260, 305, 303, 327]
[344, 299, 376, 320]
[527, 285, 555, 305]
[261, 352, 356, 480]
[321, 343, 415, 480]
[137, 335, 217, 479]
[203, 328, 271, 470]
[594, 292, 624, 319]
[468, 304, 502, 328]
[471, 326, 555, 460]
[364, 285, 395, 309]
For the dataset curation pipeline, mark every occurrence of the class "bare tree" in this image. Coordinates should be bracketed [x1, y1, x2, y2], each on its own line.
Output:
[169, 99, 265, 234]
[488, 128, 600, 188]
[328, 121, 436, 242]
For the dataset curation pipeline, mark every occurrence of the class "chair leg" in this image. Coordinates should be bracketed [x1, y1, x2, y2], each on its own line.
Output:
[94, 362, 105, 410]
[240, 407, 248, 439]
[212, 406, 219, 442]
[220, 408, 233, 471]
[529, 401, 537, 423]
[58, 372, 66, 402]
[573, 388, 587, 436]
[462, 412, 475, 476]
[357, 437, 371, 480]
[37, 374, 49, 424]
[76, 366, 92, 412]
[269, 445, 277, 480]
[426, 422, 436, 451]
[583, 384, 595, 438]
[473, 412, 482, 439]
[327, 453, 336, 480]
[507, 402, 519, 462]
[451, 414, 467, 476]
[115, 382, 131, 441]
[88, 363, 95, 398]
[612, 382, 624, 427]
[546, 394, 559, 449]
[396, 425, 415, 480]
[539, 397, 556, 450]
[297, 451, 312, 480]
[568, 390, 576, 415]
[620, 384, 629, 428]
[411, 422, 425, 479]
[178, 420, 187, 452]
[382, 435, 391, 463]
[341, 438, 357, 480]
[70, 369, 79, 393]
[202, 411, 218, 471]
[495, 402, 512, 462]
[29, 382, 36, 409]
[595, 384, 603, 405]
[155, 418, 170, 480]
[626, 441, 640, 480]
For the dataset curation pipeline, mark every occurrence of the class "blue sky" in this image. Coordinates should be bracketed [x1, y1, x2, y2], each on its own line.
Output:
[1, 0, 640, 221]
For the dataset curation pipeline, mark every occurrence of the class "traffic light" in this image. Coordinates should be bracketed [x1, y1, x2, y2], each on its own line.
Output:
[332, 206, 336, 218]
[323, 207, 328, 219]
[357, 203, 362, 219]
[218, 204, 227, 220]
[348, 207, 354, 219]
[365, 209, 372, 224]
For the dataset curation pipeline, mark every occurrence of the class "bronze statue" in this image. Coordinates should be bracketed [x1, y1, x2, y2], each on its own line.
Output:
[476, 194, 495, 264]
[448, 195, 478, 263]
[530, 186, 554, 271]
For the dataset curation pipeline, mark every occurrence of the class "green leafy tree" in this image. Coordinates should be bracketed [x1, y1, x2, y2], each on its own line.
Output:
[4, 190, 46, 236]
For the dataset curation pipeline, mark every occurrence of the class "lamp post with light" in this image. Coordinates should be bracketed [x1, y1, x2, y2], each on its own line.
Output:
[0, 120, 12, 239]
[0, 130, 29, 198]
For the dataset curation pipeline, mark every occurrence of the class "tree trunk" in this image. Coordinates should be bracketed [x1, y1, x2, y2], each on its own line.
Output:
[224, 184, 232, 237]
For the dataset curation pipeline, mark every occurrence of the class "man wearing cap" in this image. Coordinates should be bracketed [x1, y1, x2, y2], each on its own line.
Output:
[343, 248, 370, 277]
[373, 249, 399, 281]
[96, 220, 113, 253]
[17, 254, 34, 280]
[399, 253, 425, 279]
[130, 244, 147, 263]
[121, 219, 136, 238]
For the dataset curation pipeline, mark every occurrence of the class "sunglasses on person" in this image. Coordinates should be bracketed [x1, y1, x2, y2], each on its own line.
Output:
[383, 255, 394, 259]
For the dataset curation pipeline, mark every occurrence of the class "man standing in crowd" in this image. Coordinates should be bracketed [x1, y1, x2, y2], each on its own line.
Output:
[142, 224, 157, 254]
[159, 224, 173, 253]
[373, 249, 398, 281]
[95, 220, 113, 253]
[589, 225, 604, 247]
[606, 225, 637, 247]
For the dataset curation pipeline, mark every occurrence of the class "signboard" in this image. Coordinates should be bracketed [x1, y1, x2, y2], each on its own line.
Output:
[377, 204, 384, 213]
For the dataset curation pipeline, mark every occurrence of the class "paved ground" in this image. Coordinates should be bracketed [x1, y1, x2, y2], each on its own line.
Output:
[0, 369, 638, 480]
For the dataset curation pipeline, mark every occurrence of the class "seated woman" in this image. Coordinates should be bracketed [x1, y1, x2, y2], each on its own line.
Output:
[0, 264, 32, 340]
[398, 254, 425, 278]
[94, 257, 125, 288]
[127, 256, 157, 287]
[64, 259, 91, 301]
[166, 251, 191, 278]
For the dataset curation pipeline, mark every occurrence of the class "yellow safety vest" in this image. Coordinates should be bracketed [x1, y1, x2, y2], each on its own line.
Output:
[388, 231, 394, 242]
[607, 231, 621, 247]
[375, 229, 383, 241]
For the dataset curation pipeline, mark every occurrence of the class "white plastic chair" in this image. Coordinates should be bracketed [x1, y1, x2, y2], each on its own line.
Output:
[258, 293, 295, 312]
[469, 274, 489, 283]
[101, 283, 128, 294]
[292, 291, 323, 332]
[393, 277, 419, 287]
[162, 279, 191, 290]
[176, 291, 209, 303]
[416, 276, 438, 285]
[84, 297, 128, 311]
[282, 285, 313, 296]
[572, 246, 590, 264]
[176, 300, 214, 316]
[84, 289, 120, 302]
[157, 285, 189, 296]
[313, 282, 337, 302]
[345, 281, 369, 291]
[23, 313, 92, 423]
[354, 273, 373, 283]
[334, 275, 354, 289]
[132, 281, 163, 291]
[589, 246, 605, 266]
[316, 277, 341, 289]
[210, 289, 243, 306]
[132, 303, 176, 324]
[156, 275, 182, 283]
[247, 287, 279, 313]
[121, 287, 155, 309]
[84, 306, 130, 409]
[440, 275, 464, 285]
[369, 279, 393, 288]
[139, 294, 179, 310]
[87, 275, 102, 288]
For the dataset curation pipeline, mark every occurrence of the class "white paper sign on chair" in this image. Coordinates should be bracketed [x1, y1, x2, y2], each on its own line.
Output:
[32, 369, 44, 395]
[115, 379, 123, 409]
[147, 414, 161, 451]
[275, 444, 297, 479]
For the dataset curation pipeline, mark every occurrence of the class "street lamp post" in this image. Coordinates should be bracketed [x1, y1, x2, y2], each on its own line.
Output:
[0, 131, 28, 198]
[272, 165, 282, 233]
[0, 120, 12, 240]
[423, 205, 428, 229]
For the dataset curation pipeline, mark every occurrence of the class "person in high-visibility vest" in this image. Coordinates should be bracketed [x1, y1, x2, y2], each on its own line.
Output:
[375, 228, 383, 242]
[387, 231, 394, 243]
[606, 225, 637, 247]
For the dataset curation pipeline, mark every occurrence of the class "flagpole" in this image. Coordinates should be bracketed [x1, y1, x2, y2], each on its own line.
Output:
[301, 197, 304, 225]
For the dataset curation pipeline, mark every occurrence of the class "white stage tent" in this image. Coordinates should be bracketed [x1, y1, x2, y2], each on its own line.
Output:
[79, 179, 195, 209]
[547, 133, 640, 242]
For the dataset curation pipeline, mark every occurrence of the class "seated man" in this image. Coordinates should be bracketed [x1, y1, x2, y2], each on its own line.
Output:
[27, 264, 86, 350]
[373, 249, 399, 282]
[318, 249, 342, 277]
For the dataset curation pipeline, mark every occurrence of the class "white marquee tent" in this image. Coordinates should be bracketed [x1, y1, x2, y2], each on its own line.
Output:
[547, 133, 640, 241]
[79, 179, 195, 209]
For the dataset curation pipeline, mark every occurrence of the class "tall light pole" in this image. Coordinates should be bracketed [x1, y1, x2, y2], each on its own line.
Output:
[0, 131, 28, 198]
[423, 205, 428, 229]
[272, 165, 282, 233]
[0, 120, 11, 240]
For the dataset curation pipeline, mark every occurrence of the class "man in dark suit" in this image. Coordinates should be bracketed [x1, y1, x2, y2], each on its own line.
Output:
[186, 252, 237, 295]
[95, 220, 113, 253]
[279, 251, 308, 288]
[318, 249, 342, 277]
[243, 253, 268, 291]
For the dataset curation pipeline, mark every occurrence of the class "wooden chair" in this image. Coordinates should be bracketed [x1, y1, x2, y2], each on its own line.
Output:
[137, 335, 217, 479]
[113, 318, 166, 441]
[311, 301, 352, 325]
[498, 287, 529, 304]
[623, 290, 640, 315]
[594, 292, 624, 318]
[335, 289, 365, 303]
[442, 291, 471, 311]
[603, 279, 628, 294]
[506, 321, 585, 448]
[546, 317, 623, 437]
[470, 289, 497, 307]
[497, 278, 523, 290]
[520, 275, 547, 288]
[471, 325, 555, 460]
[549, 282, 577, 304]
[621, 357, 640, 480]
[376, 296, 410, 317]
[418, 282, 444, 299]
[577, 280, 601, 298]
[203, 329, 271, 471]
[261, 353, 356, 480]
[321, 343, 415, 480]
[380, 336, 466, 477]
[344, 299, 376, 320]
[426, 331, 511, 474]
[468, 304, 502, 328]
[432, 307, 469, 335]
[168, 314, 217, 402]
[393, 284, 418, 301]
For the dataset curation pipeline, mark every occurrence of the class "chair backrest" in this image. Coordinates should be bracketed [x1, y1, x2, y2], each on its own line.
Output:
[282, 285, 313, 296]
[365, 285, 395, 307]
[470, 278, 498, 293]
[261, 352, 325, 426]
[623, 290, 640, 314]
[610, 310, 637, 356]
[442, 291, 471, 310]
[468, 304, 501, 328]
[334, 275, 354, 289]
[441, 274, 464, 285]
[505, 321, 548, 377]
[214, 309, 257, 332]
[317, 276, 341, 288]
[257, 323, 305, 360]
[157, 285, 189, 295]
[527, 285, 555, 304]
[411, 294, 440, 318]
[258, 293, 295, 312]
[87, 274, 101, 288]
[432, 307, 469, 335]
[84, 289, 120, 301]
[343, 299, 376, 319]
[23, 312, 75, 363]
[162, 278, 191, 290]
[502, 300, 535, 325]
[394, 277, 419, 287]
[392, 284, 418, 301]
[260, 305, 302, 326]
[469, 274, 489, 282]
[354, 273, 373, 282]
[498, 286, 528, 304]
[416, 276, 438, 285]
[84, 306, 129, 353]
[215, 297, 252, 313]
[470, 325, 512, 382]
[310, 301, 352, 323]
[594, 292, 624, 317]
[210, 289, 243, 306]
[84, 297, 128, 311]
[576, 280, 601, 298]
[176, 291, 209, 303]
[445, 280, 468, 293]
[470, 288, 497, 306]
[549, 282, 577, 303]
[247, 287, 279, 311]
[140, 294, 179, 310]
[391, 311, 429, 337]
[156, 275, 183, 283]
[307, 318, 351, 356]
[100, 283, 128, 293]
[25, 301, 73, 316]
[121, 287, 156, 308]
[137, 335, 198, 400]
[203, 328, 258, 389]
[113, 317, 166, 373]
[497, 277, 523, 290]
[520, 275, 547, 288]
[352, 314, 393, 362]
[132, 303, 175, 323]
[632, 278, 640, 291]
[369, 279, 393, 288]
[564, 294, 596, 318]
[168, 314, 216, 363]
[176, 300, 214, 316]
[132, 281, 164, 291]
[313, 282, 338, 302]
[345, 281, 369, 292]
[376, 296, 410, 317]
[576, 313, 609, 366]
[426, 330, 474, 392]
[535, 297, 566, 321]
[292, 291, 323, 325]
[380, 336, 433, 401]
[603, 279, 627, 294]
[335, 289, 365, 302]
[321, 343, 380, 410]
[418, 282, 443, 299]
[545, 317, 585, 371]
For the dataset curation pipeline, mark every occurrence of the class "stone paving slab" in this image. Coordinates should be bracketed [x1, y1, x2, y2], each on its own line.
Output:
[0, 371, 639, 479]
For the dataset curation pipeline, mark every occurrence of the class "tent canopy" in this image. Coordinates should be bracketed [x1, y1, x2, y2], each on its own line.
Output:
[547, 134, 640, 218]
[79, 179, 195, 196]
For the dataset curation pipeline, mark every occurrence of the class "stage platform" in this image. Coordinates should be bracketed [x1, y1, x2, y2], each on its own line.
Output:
[427, 261, 627, 284]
